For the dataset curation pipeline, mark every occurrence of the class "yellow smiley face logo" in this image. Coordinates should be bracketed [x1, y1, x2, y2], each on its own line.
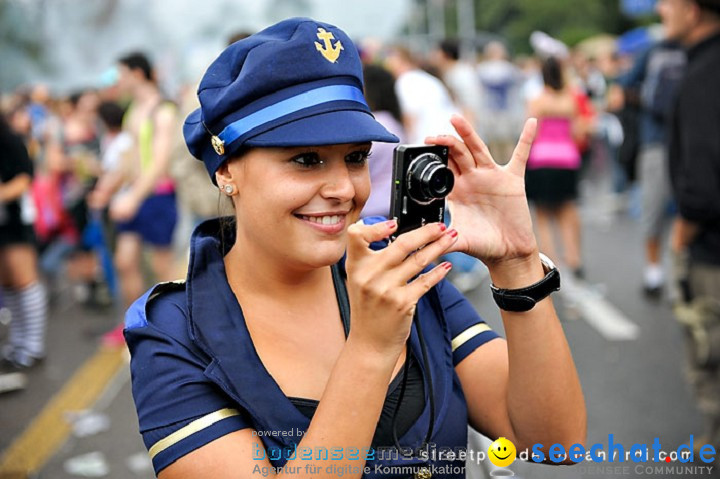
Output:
[488, 437, 517, 468]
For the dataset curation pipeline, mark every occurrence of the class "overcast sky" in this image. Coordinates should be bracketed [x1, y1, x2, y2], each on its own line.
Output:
[17, 0, 412, 93]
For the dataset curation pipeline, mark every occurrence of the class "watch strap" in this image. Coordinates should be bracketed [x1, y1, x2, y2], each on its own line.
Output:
[490, 256, 561, 312]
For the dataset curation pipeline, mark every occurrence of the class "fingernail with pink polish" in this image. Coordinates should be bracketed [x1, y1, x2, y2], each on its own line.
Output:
[447, 229, 458, 238]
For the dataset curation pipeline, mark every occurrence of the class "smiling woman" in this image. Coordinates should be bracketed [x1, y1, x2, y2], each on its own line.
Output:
[217, 144, 372, 271]
[124, 16, 586, 479]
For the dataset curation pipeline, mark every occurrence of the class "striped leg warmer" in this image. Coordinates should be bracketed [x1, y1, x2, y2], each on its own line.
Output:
[1, 282, 47, 366]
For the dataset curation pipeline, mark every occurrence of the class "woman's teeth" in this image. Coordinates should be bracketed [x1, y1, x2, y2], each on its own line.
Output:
[301, 215, 343, 225]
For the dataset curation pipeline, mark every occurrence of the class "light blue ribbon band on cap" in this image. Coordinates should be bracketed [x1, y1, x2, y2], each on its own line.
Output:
[217, 84, 368, 145]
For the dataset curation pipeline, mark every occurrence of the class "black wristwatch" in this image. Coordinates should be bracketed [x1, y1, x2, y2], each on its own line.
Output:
[490, 253, 561, 312]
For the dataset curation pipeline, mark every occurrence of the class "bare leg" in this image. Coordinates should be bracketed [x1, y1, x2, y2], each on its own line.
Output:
[65, 251, 98, 282]
[557, 201, 582, 271]
[150, 247, 176, 283]
[114, 233, 144, 308]
[646, 237, 661, 265]
[0, 244, 39, 288]
[534, 207, 558, 263]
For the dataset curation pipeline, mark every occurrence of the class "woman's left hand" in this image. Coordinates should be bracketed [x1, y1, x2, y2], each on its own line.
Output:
[425, 115, 539, 266]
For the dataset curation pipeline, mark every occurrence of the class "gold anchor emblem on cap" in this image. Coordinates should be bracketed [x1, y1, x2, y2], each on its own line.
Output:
[314, 27, 343, 63]
[211, 135, 225, 155]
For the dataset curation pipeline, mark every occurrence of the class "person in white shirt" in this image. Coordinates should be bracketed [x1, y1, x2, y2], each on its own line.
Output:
[385, 45, 458, 144]
[430, 39, 482, 131]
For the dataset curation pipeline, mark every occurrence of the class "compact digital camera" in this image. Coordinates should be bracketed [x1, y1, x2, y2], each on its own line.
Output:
[389, 145, 454, 239]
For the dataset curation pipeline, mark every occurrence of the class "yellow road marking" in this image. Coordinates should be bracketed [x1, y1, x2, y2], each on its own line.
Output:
[0, 346, 126, 478]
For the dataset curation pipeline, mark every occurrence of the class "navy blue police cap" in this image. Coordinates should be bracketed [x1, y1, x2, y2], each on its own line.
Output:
[184, 17, 399, 183]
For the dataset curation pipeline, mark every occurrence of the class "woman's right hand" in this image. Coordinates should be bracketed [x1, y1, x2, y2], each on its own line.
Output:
[344, 219, 458, 358]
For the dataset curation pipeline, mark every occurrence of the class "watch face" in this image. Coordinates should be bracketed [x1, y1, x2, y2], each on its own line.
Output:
[539, 252, 557, 271]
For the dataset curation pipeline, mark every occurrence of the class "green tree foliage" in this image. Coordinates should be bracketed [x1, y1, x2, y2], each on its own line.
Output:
[436, 0, 645, 54]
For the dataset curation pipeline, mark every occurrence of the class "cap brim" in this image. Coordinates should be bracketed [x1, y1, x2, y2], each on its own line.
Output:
[243, 109, 399, 147]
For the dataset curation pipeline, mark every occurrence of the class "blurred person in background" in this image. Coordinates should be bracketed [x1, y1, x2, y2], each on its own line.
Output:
[0, 110, 47, 369]
[101, 52, 179, 345]
[42, 89, 103, 305]
[359, 64, 406, 219]
[571, 50, 607, 110]
[430, 38, 481, 131]
[597, 51, 632, 203]
[525, 57, 584, 278]
[28, 84, 51, 145]
[87, 100, 133, 305]
[616, 35, 686, 298]
[518, 55, 544, 103]
[357, 37, 385, 65]
[384, 45, 458, 144]
[608, 50, 644, 215]
[95, 101, 132, 184]
[658, 0, 720, 450]
[476, 41, 525, 165]
[385, 45, 485, 291]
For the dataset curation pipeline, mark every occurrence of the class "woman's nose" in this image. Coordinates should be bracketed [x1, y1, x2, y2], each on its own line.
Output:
[320, 161, 355, 201]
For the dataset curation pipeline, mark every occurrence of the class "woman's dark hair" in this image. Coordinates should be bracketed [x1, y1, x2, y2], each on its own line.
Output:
[2, 100, 27, 137]
[68, 89, 86, 108]
[362, 64, 402, 123]
[98, 101, 126, 130]
[439, 38, 460, 61]
[542, 57, 565, 91]
[118, 52, 154, 82]
[0, 112, 11, 138]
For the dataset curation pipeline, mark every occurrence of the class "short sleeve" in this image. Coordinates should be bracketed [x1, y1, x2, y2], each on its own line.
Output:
[124, 287, 252, 474]
[435, 278, 501, 366]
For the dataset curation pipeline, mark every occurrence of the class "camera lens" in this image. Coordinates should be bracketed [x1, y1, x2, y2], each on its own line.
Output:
[429, 168, 453, 195]
[407, 153, 455, 204]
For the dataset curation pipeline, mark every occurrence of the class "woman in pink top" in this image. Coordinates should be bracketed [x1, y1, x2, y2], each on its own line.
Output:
[525, 57, 583, 277]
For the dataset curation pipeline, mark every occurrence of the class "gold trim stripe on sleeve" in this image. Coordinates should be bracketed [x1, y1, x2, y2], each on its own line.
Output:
[148, 408, 240, 460]
[451, 323, 492, 352]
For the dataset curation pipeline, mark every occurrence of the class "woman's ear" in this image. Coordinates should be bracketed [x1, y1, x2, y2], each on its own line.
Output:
[215, 159, 242, 198]
[215, 161, 233, 187]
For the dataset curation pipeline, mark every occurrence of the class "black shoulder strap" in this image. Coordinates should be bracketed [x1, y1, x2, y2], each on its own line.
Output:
[329, 263, 445, 340]
[331, 264, 351, 338]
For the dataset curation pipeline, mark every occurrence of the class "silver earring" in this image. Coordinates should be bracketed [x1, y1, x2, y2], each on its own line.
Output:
[223, 184, 234, 195]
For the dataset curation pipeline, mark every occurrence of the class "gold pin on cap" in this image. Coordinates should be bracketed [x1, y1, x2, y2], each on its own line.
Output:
[211, 136, 225, 155]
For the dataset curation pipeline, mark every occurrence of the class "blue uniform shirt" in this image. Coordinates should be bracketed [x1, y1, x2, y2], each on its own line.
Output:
[125, 217, 500, 476]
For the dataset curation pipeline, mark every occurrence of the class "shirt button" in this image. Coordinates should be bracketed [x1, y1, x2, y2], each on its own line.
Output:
[415, 466, 432, 479]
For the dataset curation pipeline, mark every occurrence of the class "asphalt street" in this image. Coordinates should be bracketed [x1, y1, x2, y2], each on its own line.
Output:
[0, 189, 714, 479]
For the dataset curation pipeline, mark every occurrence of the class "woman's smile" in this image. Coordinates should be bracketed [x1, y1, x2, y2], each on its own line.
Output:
[295, 211, 351, 234]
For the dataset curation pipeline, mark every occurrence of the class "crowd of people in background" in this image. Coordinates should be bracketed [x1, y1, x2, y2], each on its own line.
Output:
[0, 26, 691, 354]
[1, 5, 719, 448]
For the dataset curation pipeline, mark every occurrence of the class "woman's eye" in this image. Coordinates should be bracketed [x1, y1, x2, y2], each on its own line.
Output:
[346, 150, 371, 165]
[291, 152, 322, 167]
